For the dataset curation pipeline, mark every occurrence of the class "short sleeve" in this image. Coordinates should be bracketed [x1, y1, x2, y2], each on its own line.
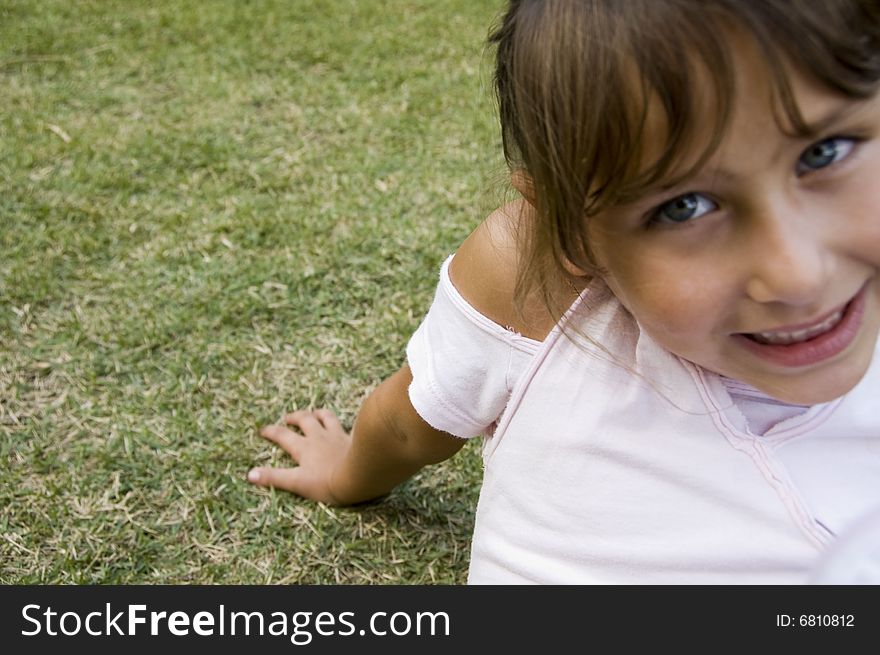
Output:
[406, 255, 541, 438]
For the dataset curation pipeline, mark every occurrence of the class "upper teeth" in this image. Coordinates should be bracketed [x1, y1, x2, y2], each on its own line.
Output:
[751, 310, 844, 345]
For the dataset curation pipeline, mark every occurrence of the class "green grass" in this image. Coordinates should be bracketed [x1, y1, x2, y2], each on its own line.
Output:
[1, 0, 506, 584]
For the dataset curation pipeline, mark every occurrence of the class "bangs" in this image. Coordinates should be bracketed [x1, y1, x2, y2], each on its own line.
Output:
[601, 6, 736, 212]
[492, 0, 880, 270]
[566, 0, 880, 216]
[614, 0, 880, 211]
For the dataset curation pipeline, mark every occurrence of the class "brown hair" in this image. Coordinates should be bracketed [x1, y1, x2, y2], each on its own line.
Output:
[490, 0, 880, 318]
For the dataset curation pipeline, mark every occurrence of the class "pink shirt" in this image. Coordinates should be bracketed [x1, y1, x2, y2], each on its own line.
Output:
[407, 257, 880, 583]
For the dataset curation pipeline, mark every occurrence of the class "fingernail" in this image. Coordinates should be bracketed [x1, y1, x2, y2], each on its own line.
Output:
[248, 469, 260, 482]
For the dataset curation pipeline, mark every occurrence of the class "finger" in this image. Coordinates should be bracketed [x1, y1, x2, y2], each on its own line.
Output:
[283, 411, 323, 434]
[247, 467, 305, 494]
[313, 409, 343, 432]
[258, 424, 303, 460]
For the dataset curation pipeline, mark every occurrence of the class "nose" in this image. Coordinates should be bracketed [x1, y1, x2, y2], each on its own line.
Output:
[743, 202, 834, 306]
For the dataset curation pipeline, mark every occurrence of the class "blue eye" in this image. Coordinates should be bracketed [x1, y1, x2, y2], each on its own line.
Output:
[796, 137, 856, 175]
[651, 192, 717, 225]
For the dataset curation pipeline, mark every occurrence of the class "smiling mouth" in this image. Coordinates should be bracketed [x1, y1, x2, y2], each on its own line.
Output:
[733, 283, 868, 368]
[744, 308, 846, 345]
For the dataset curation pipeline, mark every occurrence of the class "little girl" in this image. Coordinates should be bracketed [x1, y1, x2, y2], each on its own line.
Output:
[249, 0, 880, 583]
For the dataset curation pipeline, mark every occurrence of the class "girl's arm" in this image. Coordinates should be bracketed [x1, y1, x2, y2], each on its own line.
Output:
[249, 201, 555, 505]
[248, 364, 465, 505]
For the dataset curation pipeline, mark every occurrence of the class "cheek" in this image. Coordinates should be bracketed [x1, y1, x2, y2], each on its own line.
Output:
[852, 202, 880, 264]
[606, 262, 730, 343]
[842, 152, 880, 260]
[591, 224, 740, 345]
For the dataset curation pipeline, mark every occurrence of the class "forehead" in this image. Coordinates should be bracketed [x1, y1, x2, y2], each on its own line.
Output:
[633, 28, 857, 192]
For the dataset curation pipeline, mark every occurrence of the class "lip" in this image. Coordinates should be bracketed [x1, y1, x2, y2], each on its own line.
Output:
[733, 283, 868, 368]
[752, 301, 849, 335]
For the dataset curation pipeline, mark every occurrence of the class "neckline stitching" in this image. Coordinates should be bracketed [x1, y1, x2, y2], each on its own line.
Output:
[688, 362, 832, 547]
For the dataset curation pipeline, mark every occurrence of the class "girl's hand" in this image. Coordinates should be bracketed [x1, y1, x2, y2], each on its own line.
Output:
[248, 409, 351, 505]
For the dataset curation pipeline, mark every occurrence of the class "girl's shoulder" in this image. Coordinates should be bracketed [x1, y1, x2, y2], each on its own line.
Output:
[449, 200, 572, 342]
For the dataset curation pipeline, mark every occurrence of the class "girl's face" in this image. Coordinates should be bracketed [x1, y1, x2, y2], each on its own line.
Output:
[589, 43, 880, 404]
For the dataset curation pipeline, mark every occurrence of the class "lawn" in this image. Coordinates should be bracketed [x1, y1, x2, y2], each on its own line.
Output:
[1, 0, 505, 584]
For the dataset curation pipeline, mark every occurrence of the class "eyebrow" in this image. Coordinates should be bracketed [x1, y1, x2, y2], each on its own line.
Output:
[793, 96, 873, 136]
[618, 95, 878, 209]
